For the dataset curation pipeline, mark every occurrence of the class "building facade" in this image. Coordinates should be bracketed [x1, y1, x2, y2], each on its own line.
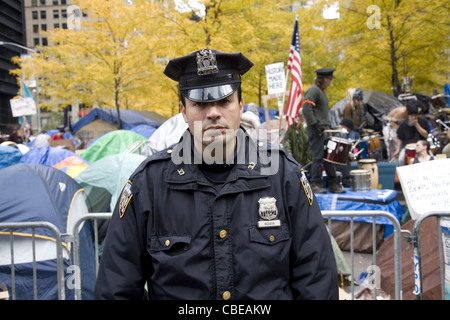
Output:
[24, 0, 74, 49]
[0, 0, 26, 134]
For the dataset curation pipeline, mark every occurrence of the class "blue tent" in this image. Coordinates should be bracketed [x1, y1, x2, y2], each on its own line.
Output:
[444, 83, 450, 108]
[129, 124, 157, 139]
[0, 164, 96, 300]
[243, 105, 278, 123]
[0, 145, 22, 169]
[20, 145, 87, 167]
[71, 108, 162, 133]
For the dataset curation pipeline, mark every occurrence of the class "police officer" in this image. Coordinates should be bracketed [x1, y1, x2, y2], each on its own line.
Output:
[95, 49, 338, 300]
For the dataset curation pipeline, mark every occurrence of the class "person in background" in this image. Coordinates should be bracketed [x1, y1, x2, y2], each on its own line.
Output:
[8, 127, 23, 144]
[339, 117, 360, 141]
[51, 126, 65, 141]
[282, 109, 312, 166]
[34, 131, 51, 147]
[334, 118, 359, 188]
[410, 139, 434, 164]
[343, 88, 376, 133]
[393, 99, 429, 166]
[240, 102, 261, 137]
[302, 67, 345, 194]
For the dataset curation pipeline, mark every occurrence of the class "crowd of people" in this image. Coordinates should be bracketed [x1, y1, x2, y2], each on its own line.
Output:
[237, 70, 449, 195]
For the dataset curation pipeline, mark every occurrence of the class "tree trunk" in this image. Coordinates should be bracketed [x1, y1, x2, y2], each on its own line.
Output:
[387, 16, 401, 97]
[115, 79, 122, 129]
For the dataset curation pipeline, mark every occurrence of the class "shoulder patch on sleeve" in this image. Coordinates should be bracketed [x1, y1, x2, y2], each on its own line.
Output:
[300, 169, 314, 206]
[119, 180, 133, 218]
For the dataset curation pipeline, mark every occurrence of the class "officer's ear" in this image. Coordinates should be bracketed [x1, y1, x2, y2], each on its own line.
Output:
[239, 97, 244, 120]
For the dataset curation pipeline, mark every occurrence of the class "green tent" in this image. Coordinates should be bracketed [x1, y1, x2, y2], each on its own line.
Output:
[75, 153, 146, 247]
[81, 130, 147, 163]
[75, 153, 146, 213]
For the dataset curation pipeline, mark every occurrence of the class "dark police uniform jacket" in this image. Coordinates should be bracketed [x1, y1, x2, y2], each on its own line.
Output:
[95, 129, 338, 300]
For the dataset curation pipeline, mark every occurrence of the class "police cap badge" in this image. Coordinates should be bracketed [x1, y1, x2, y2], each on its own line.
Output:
[163, 49, 254, 103]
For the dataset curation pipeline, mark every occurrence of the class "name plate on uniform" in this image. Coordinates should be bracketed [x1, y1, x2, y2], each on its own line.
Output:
[258, 219, 281, 228]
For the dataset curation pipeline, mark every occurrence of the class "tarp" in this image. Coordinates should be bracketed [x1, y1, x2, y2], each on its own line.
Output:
[0, 163, 96, 300]
[19, 145, 86, 167]
[330, 90, 403, 129]
[316, 189, 404, 238]
[71, 108, 162, 133]
[80, 130, 147, 163]
[0, 145, 22, 169]
[377, 217, 442, 300]
[140, 113, 187, 156]
[444, 83, 450, 107]
[244, 105, 278, 124]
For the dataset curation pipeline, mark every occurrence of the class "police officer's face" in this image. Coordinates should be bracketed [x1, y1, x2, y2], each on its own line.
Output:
[181, 90, 244, 153]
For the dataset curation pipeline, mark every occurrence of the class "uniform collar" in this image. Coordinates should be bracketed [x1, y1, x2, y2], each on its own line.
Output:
[164, 128, 271, 189]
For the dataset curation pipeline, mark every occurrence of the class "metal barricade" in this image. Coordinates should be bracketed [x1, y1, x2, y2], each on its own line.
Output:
[71, 212, 112, 300]
[322, 210, 403, 300]
[69, 211, 405, 300]
[0, 221, 65, 300]
[406, 211, 450, 300]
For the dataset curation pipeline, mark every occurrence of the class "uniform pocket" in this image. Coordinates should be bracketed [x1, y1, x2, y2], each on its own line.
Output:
[149, 235, 192, 254]
[248, 224, 290, 245]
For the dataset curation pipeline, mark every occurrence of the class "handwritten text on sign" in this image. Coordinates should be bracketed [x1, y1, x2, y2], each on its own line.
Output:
[397, 158, 450, 220]
[265, 62, 285, 95]
[10, 97, 37, 117]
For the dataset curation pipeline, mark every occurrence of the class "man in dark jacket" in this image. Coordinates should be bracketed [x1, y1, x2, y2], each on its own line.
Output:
[95, 49, 338, 300]
[393, 99, 430, 166]
[302, 68, 345, 194]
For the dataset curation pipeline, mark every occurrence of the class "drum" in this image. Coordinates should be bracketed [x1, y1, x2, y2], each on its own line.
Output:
[427, 133, 440, 154]
[358, 158, 378, 189]
[324, 136, 352, 165]
[350, 169, 371, 191]
[368, 135, 381, 153]
[405, 143, 416, 165]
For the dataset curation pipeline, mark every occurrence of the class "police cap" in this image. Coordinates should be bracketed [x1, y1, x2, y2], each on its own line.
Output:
[163, 49, 254, 102]
[315, 68, 336, 78]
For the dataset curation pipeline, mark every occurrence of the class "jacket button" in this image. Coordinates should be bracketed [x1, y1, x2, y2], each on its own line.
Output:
[222, 291, 231, 300]
[219, 229, 227, 239]
[269, 235, 276, 242]
[165, 239, 170, 247]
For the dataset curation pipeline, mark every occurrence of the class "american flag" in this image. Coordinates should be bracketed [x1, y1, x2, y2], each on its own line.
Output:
[284, 18, 302, 128]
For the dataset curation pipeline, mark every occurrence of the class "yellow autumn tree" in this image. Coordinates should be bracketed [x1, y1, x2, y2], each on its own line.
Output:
[159, 0, 296, 108]
[14, 0, 173, 127]
[309, 0, 449, 102]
